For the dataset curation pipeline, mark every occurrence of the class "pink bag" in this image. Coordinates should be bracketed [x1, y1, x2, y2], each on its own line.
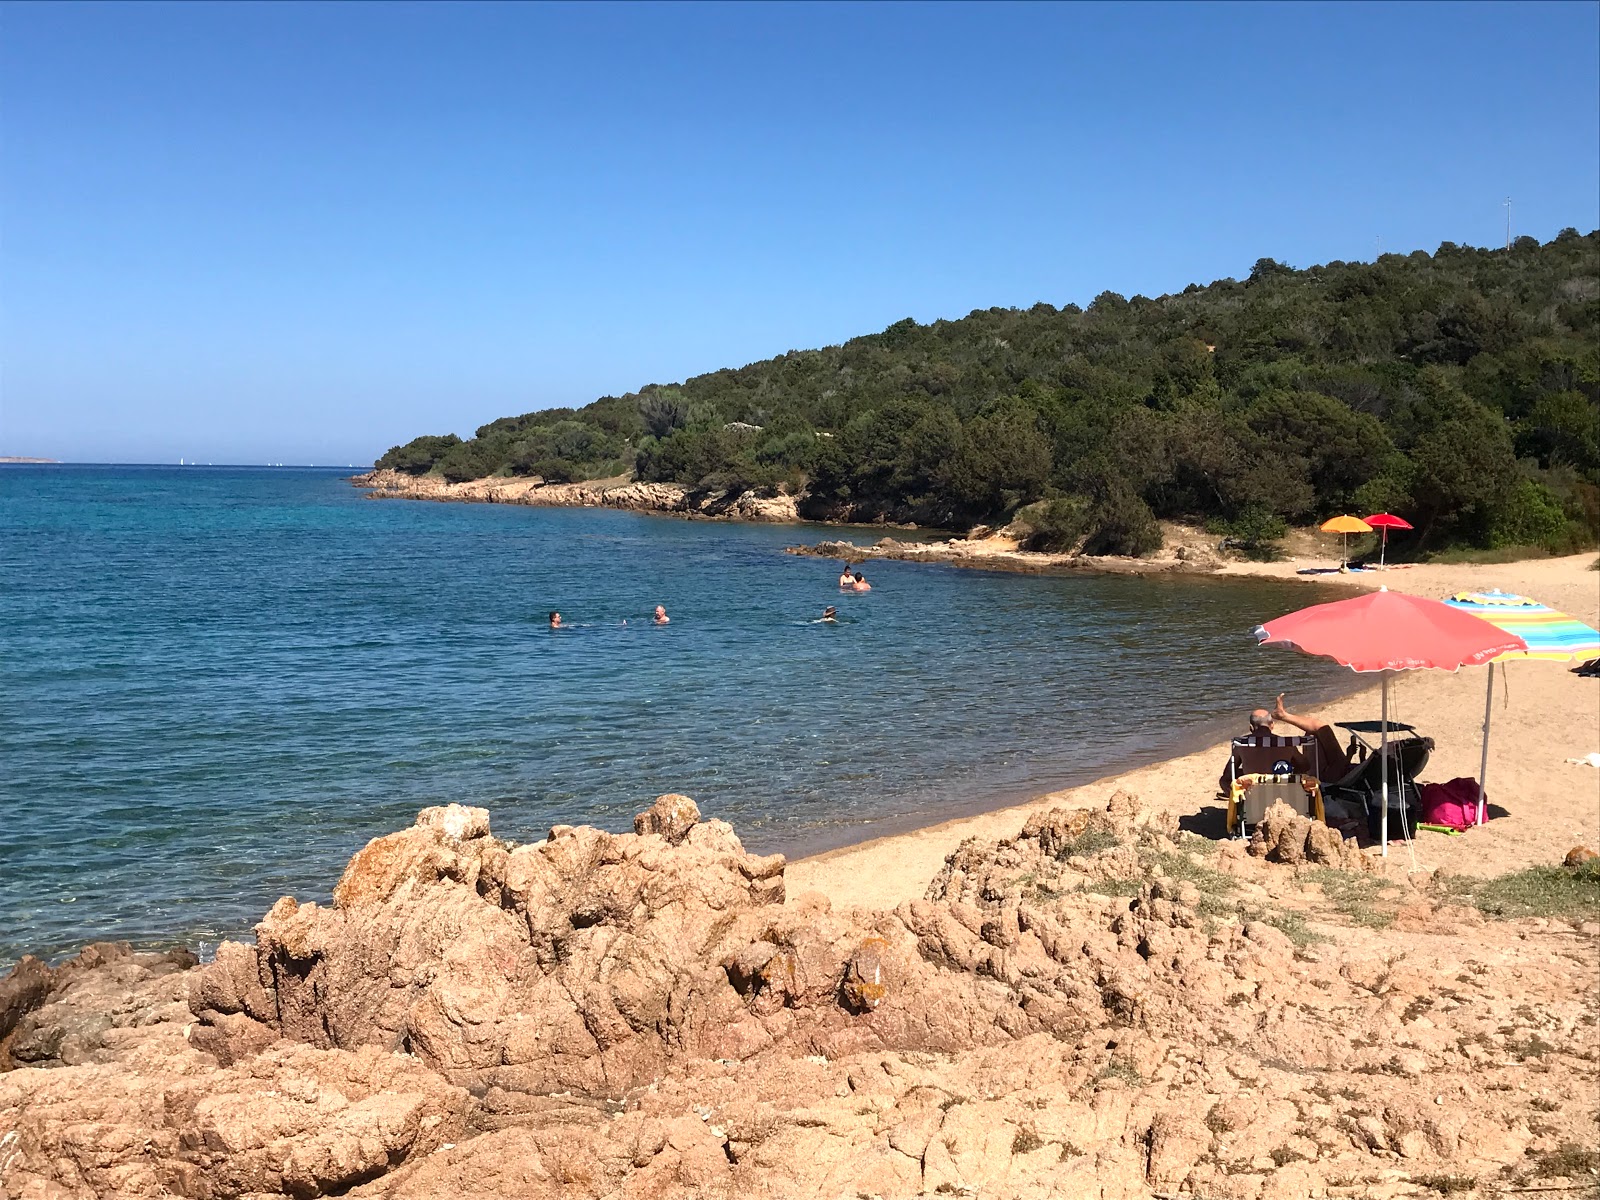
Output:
[1419, 777, 1484, 831]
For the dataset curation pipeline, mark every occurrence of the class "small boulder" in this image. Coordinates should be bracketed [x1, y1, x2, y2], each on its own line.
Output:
[634, 793, 701, 844]
[840, 937, 891, 1012]
[0, 955, 55, 1044]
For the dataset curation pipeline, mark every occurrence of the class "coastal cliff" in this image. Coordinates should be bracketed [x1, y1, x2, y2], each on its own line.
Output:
[4, 794, 1596, 1199]
[352, 468, 800, 523]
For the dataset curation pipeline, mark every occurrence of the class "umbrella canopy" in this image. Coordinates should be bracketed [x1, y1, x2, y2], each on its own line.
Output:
[1256, 588, 1528, 855]
[1444, 590, 1600, 662]
[1363, 513, 1413, 531]
[1443, 590, 1600, 826]
[1319, 515, 1374, 570]
[1320, 515, 1374, 534]
[1256, 588, 1527, 672]
[1362, 513, 1413, 569]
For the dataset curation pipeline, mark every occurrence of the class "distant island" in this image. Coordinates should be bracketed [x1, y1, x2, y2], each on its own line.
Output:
[0, 456, 60, 464]
[374, 231, 1600, 558]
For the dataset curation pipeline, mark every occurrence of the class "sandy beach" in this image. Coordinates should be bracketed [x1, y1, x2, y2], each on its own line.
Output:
[791, 551, 1600, 909]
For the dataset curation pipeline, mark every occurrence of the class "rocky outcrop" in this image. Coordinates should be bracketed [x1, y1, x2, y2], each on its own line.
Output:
[787, 535, 1225, 578]
[3, 794, 1596, 1199]
[1248, 799, 1371, 870]
[352, 469, 800, 523]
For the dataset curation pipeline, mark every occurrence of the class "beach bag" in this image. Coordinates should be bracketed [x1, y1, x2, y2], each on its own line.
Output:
[1419, 777, 1483, 831]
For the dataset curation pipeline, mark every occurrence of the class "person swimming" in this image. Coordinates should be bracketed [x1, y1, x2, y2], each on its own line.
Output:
[851, 572, 871, 592]
[653, 604, 670, 625]
[548, 611, 563, 629]
[838, 564, 854, 588]
[820, 605, 839, 623]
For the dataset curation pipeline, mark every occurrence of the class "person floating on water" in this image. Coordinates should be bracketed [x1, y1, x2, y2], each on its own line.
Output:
[549, 611, 563, 629]
[653, 604, 670, 625]
[820, 605, 839, 623]
[838, 564, 855, 588]
[851, 571, 871, 592]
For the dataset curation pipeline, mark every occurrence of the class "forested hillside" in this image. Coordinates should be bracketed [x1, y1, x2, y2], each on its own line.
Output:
[378, 230, 1600, 555]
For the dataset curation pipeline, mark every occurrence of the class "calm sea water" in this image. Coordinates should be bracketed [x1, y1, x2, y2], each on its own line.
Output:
[1, 465, 1347, 963]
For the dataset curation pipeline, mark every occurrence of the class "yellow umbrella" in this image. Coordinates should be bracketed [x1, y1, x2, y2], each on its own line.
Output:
[1319, 515, 1373, 570]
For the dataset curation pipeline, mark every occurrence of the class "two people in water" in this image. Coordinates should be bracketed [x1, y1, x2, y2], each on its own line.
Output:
[837, 565, 872, 592]
[549, 605, 669, 629]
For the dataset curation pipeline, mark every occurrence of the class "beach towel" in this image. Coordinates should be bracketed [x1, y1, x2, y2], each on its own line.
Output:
[1418, 777, 1483, 831]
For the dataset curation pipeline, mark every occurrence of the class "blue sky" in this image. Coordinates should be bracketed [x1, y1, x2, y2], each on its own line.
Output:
[3, 2, 1596, 465]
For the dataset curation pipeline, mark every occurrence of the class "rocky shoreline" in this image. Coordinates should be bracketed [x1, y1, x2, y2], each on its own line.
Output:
[352, 468, 801, 523]
[787, 534, 1226, 578]
[4, 793, 1595, 1199]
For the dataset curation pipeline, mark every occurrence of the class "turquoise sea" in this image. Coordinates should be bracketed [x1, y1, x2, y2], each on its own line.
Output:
[0, 465, 1347, 964]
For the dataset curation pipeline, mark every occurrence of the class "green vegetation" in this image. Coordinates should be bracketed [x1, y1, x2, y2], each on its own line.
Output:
[379, 232, 1600, 554]
[1526, 1142, 1600, 1180]
[1304, 868, 1398, 928]
[1051, 829, 1122, 860]
[1412, 1173, 1478, 1196]
[1433, 860, 1600, 921]
[1094, 1058, 1144, 1087]
[1011, 1127, 1045, 1155]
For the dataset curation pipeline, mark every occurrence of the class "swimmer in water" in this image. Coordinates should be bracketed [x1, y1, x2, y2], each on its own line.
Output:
[549, 611, 563, 629]
[653, 604, 670, 625]
[820, 605, 839, 623]
[838, 564, 854, 588]
[851, 571, 872, 592]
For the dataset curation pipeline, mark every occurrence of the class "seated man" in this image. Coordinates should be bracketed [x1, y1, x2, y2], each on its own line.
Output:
[1218, 693, 1349, 793]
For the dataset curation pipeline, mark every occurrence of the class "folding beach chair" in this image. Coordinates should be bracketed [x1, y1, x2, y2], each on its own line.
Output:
[1325, 723, 1434, 842]
[1223, 733, 1326, 838]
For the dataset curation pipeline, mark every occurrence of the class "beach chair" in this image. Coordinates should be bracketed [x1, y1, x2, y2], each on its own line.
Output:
[1223, 734, 1326, 838]
[1323, 730, 1434, 841]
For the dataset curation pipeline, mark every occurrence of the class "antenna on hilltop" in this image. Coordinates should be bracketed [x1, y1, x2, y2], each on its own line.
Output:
[1504, 197, 1512, 250]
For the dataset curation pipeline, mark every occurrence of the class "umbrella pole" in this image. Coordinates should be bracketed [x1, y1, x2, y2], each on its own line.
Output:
[1380, 674, 1390, 857]
[1380, 529, 1387, 570]
[1478, 663, 1494, 826]
[1341, 532, 1348, 570]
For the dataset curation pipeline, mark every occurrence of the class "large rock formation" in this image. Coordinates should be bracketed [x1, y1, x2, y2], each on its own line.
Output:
[2, 793, 1596, 1199]
[353, 470, 800, 523]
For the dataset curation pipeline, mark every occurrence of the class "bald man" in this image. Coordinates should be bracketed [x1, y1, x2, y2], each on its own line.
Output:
[1220, 694, 1349, 791]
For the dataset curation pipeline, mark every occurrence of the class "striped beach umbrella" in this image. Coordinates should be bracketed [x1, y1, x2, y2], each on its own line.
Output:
[1444, 590, 1600, 825]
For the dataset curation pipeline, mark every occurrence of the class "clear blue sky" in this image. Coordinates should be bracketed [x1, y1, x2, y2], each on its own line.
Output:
[3, 1, 1596, 465]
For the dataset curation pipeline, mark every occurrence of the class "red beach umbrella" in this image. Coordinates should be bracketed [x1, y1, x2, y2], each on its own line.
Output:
[1363, 513, 1413, 570]
[1255, 588, 1527, 855]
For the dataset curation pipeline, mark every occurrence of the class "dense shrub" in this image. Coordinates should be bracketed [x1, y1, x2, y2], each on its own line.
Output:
[375, 434, 461, 475]
[374, 231, 1600, 554]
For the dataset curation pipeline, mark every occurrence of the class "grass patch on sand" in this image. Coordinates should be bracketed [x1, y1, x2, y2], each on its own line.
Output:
[1010, 1127, 1044, 1155]
[1411, 1173, 1477, 1195]
[1423, 545, 1558, 565]
[1434, 861, 1600, 922]
[1255, 907, 1329, 947]
[1144, 850, 1238, 897]
[1304, 868, 1397, 929]
[1053, 829, 1122, 860]
[1526, 1142, 1600, 1180]
[1095, 1058, 1144, 1088]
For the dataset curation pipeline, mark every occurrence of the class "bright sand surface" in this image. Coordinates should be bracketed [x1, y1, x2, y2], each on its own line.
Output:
[789, 552, 1600, 910]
